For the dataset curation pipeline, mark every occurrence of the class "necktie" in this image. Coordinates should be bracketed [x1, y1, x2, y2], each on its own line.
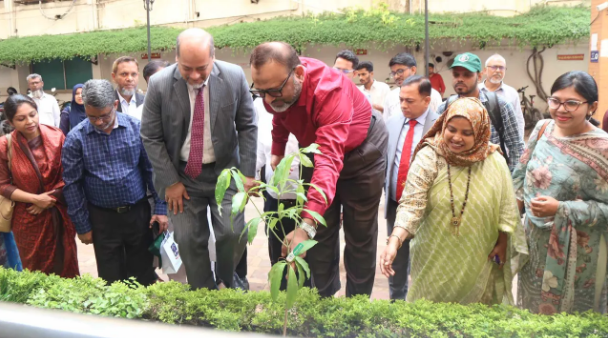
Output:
[396, 119, 418, 201]
[184, 86, 205, 179]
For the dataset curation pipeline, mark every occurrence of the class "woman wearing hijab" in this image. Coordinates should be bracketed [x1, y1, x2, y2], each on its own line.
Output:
[379, 97, 527, 305]
[514, 71, 608, 314]
[59, 84, 86, 135]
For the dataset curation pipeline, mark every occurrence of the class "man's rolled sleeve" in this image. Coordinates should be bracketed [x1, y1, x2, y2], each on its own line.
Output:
[61, 134, 91, 234]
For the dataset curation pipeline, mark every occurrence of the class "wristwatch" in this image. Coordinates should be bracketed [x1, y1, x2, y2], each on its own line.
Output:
[299, 222, 316, 239]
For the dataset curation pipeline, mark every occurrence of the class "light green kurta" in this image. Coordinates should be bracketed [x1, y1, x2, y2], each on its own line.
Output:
[394, 146, 527, 305]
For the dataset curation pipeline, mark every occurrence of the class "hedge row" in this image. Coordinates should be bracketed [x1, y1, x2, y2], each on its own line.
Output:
[1, 268, 607, 337]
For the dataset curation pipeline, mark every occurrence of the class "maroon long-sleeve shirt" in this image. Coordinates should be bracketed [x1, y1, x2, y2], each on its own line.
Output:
[266, 57, 371, 219]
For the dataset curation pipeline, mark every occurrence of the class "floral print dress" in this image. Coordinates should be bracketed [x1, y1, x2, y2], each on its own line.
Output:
[513, 120, 608, 314]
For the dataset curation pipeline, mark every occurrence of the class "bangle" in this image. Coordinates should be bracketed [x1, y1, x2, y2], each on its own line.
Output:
[386, 234, 403, 249]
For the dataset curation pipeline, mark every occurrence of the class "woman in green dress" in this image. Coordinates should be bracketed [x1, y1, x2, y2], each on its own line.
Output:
[514, 71, 608, 314]
[380, 97, 527, 305]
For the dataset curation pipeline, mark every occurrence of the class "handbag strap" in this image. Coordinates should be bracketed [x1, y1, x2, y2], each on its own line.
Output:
[6, 134, 12, 172]
[537, 120, 550, 142]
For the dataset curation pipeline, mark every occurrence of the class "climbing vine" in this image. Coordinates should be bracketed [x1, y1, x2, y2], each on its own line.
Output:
[0, 5, 590, 65]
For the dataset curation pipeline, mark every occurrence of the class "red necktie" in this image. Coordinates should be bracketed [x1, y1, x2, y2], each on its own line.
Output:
[396, 119, 418, 201]
[184, 87, 205, 179]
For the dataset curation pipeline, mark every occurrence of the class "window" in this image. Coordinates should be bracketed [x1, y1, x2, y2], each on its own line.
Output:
[31, 57, 93, 90]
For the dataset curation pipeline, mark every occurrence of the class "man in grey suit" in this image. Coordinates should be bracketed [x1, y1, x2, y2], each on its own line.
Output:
[140, 28, 257, 290]
[384, 76, 438, 300]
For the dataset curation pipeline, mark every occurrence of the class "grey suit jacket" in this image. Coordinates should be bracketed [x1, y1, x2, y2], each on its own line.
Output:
[140, 61, 257, 196]
[384, 108, 439, 219]
[114, 90, 145, 112]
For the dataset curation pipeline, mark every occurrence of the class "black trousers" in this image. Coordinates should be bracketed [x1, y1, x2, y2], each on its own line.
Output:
[264, 192, 312, 290]
[89, 200, 157, 286]
[303, 111, 388, 297]
[386, 198, 411, 300]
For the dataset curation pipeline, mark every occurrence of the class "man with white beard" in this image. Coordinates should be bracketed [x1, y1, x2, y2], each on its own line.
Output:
[112, 56, 145, 120]
[26, 74, 61, 128]
[479, 54, 524, 136]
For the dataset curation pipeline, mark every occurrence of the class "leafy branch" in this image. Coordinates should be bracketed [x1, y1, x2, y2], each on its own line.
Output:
[216, 143, 326, 336]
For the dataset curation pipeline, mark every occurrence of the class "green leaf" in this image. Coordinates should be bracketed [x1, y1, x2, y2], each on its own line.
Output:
[295, 256, 310, 279]
[247, 218, 260, 244]
[273, 155, 295, 186]
[231, 168, 245, 192]
[299, 153, 314, 168]
[286, 265, 298, 308]
[296, 184, 307, 206]
[215, 169, 232, 216]
[294, 260, 305, 288]
[303, 210, 326, 227]
[300, 143, 322, 155]
[304, 183, 328, 204]
[266, 217, 279, 230]
[294, 239, 317, 256]
[240, 217, 261, 242]
[231, 192, 247, 217]
[269, 261, 286, 302]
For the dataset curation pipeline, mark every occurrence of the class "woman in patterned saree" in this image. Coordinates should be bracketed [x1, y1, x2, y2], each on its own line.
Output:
[379, 97, 527, 305]
[0, 95, 79, 278]
[514, 71, 608, 314]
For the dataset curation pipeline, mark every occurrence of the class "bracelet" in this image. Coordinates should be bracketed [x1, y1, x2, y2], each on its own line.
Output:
[386, 234, 403, 249]
[299, 222, 316, 239]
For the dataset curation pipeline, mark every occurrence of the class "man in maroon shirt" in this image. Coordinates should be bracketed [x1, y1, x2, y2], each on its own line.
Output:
[249, 42, 388, 297]
[428, 63, 446, 98]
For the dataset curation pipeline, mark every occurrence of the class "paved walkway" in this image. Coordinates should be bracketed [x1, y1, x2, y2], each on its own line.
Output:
[76, 196, 391, 300]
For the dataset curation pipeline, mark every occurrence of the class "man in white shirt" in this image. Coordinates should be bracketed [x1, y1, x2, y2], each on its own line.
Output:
[27, 74, 60, 127]
[112, 56, 145, 120]
[356, 61, 391, 113]
[384, 76, 438, 300]
[479, 54, 525, 136]
[383, 53, 442, 122]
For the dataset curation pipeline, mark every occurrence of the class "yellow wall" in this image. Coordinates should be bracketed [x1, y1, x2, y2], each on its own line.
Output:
[589, 0, 608, 126]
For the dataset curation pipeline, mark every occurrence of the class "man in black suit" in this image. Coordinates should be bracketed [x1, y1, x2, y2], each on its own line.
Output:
[112, 56, 145, 120]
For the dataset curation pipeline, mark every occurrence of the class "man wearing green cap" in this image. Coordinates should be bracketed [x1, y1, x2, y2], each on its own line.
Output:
[436, 52, 523, 171]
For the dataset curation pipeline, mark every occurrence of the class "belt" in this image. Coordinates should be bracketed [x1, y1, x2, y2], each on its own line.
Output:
[98, 198, 148, 214]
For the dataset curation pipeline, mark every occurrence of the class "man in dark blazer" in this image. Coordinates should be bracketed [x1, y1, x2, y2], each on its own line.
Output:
[112, 56, 145, 120]
[384, 76, 439, 300]
[140, 28, 257, 290]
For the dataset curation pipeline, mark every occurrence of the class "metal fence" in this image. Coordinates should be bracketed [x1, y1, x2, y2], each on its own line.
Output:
[0, 301, 275, 338]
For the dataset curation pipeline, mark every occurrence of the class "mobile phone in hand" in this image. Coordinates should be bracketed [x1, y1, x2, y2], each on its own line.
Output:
[151, 221, 161, 237]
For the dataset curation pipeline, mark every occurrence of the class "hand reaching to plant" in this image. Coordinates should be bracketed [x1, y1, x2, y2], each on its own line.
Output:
[281, 223, 312, 259]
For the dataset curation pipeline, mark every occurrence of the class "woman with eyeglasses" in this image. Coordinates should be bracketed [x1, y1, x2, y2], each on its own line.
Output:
[0, 95, 79, 278]
[513, 71, 608, 314]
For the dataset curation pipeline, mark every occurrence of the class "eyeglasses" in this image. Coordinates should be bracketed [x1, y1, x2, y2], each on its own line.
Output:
[389, 68, 410, 77]
[487, 66, 506, 71]
[87, 109, 115, 122]
[333, 67, 354, 74]
[547, 98, 588, 112]
[250, 69, 294, 98]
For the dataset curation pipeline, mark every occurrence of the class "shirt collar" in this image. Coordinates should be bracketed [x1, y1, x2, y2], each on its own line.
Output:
[480, 80, 504, 93]
[117, 90, 137, 105]
[85, 111, 127, 135]
[187, 77, 210, 92]
[405, 108, 430, 126]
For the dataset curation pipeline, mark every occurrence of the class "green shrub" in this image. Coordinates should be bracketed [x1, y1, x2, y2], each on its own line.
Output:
[1, 268, 607, 337]
[0, 5, 590, 64]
